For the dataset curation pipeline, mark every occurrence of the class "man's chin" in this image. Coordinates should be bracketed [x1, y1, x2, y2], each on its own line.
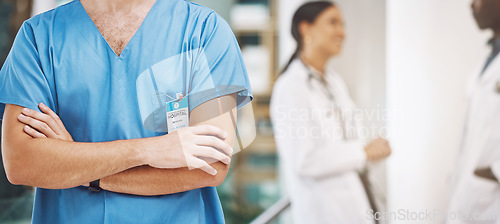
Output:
[477, 24, 490, 30]
[473, 17, 491, 30]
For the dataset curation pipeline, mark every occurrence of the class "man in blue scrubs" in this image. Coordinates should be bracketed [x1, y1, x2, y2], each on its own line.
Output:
[0, 0, 252, 223]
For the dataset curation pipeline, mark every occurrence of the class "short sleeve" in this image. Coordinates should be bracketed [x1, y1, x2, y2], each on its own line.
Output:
[0, 22, 56, 119]
[187, 12, 253, 111]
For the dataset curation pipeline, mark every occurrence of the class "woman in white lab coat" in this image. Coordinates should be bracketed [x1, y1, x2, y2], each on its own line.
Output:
[270, 2, 391, 223]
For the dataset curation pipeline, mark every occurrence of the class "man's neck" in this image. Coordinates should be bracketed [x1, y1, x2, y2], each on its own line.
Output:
[494, 30, 500, 40]
[492, 22, 500, 40]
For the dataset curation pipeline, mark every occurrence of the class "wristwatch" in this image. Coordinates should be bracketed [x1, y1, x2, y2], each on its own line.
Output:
[88, 179, 101, 192]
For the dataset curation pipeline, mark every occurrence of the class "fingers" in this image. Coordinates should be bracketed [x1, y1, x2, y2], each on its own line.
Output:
[193, 146, 231, 165]
[39, 103, 65, 128]
[384, 144, 392, 156]
[195, 135, 233, 156]
[377, 138, 391, 157]
[18, 113, 59, 138]
[23, 125, 47, 138]
[372, 145, 391, 160]
[191, 125, 228, 140]
[188, 158, 218, 176]
[20, 107, 61, 135]
[377, 148, 388, 158]
[365, 138, 392, 161]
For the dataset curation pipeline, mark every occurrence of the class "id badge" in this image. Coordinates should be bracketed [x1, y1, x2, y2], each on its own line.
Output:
[166, 95, 189, 133]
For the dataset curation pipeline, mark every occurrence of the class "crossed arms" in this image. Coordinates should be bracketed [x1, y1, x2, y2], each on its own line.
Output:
[1, 93, 238, 196]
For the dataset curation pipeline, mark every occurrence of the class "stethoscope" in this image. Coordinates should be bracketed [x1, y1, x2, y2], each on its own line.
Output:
[301, 59, 358, 141]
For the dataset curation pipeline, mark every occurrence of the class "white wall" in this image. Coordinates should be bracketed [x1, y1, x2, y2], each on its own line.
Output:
[278, 0, 306, 69]
[386, 0, 490, 223]
[331, 0, 386, 112]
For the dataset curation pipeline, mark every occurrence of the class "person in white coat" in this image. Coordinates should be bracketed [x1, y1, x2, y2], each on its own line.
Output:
[270, 2, 391, 223]
[447, 0, 500, 223]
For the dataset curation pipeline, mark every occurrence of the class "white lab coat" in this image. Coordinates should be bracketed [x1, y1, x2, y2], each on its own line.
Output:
[447, 54, 500, 224]
[270, 59, 373, 224]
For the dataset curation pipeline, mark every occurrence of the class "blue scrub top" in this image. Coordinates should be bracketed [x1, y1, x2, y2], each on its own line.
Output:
[0, 0, 252, 223]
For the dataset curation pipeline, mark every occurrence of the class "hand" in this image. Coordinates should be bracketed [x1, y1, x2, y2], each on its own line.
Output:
[364, 138, 391, 162]
[474, 167, 498, 182]
[17, 103, 74, 142]
[143, 125, 233, 176]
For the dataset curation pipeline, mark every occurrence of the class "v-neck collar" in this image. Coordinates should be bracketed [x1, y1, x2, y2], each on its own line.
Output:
[75, 0, 160, 60]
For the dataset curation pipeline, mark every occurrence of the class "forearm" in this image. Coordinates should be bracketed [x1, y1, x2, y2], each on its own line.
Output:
[3, 137, 145, 189]
[2, 104, 145, 189]
[101, 162, 229, 196]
